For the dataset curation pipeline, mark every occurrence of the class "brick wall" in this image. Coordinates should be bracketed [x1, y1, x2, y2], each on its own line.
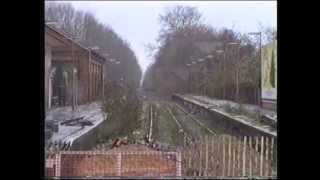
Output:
[45, 151, 181, 178]
[45, 155, 56, 177]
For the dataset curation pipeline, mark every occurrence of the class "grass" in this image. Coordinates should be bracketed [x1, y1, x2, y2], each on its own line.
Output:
[152, 104, 182, 146]
[170, 103, 210, 139]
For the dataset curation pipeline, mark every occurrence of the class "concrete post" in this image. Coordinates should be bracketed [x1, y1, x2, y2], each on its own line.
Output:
[55, 153, 61, 177]
[116, 153, 122, 176]
[176, 152, 182, 177]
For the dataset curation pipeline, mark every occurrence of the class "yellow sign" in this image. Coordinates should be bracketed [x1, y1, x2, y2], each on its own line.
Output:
[261, 40, 277, 100]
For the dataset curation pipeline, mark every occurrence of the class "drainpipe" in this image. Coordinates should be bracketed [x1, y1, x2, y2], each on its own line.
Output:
[71, 41, 75, 111]
[102, 65, 105, 102]
[88, 50, 91, 103]
[48, 68, 55, 110]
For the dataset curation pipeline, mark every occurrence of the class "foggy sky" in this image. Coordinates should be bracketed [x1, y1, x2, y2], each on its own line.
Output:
[55, 1, 277, 74]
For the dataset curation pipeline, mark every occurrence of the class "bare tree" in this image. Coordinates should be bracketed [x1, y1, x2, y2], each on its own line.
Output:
[258, 23, 277, 44]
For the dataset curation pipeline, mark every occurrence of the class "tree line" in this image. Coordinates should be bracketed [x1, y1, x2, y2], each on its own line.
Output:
[143, 5, 276, 105]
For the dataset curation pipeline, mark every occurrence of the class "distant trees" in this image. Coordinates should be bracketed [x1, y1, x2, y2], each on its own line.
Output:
[45, 2, 87, 40]
[143, 5, 276, 105]
[157, 5, 204, 45]
[258, 23, 277, 44]
[143, 6, 215, 95]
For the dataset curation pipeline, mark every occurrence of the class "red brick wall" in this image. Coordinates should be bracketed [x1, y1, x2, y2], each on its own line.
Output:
[60, 154, 118, 177]
[45, 157, 56, 177]
[46, 151, 179, 178]
[121, 153, 176, 177]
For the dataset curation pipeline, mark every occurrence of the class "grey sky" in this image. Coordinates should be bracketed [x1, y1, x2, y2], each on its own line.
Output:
[57, 1, 277, 74]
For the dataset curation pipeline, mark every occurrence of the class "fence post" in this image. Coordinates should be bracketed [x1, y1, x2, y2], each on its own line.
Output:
[265, 137, 269, 177]
[228, 136, 231, 176]
[232, 136, 235, 177]
[55, 152, 61, 177]
[205, 135, 208, 176]
[270, 137, 274, 176]
[183, 150, 185, 172]
[188, 147, 191, 171]
[260, 136, 264, 177]
[199, 137, 202, 176]
[255, 136, 259, 176]
[193, 141, 197, 177]
[211, 135, 215, 177]
[249, 136, 252, 178]
[237, 137, 241, 177]
[117, 152, 122, 176]
[91, 151, 93, 175]
[222, 135, 225, 177]
[242, 136, 247, 177]
[218, 135, 221, 177]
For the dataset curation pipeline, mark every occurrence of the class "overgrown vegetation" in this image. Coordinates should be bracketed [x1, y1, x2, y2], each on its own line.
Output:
[99, 80, 142, 142]
[151, 105, 181, 146]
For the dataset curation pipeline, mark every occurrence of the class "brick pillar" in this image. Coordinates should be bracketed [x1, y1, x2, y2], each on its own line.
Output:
[116, 153, 122, 176]
[176, 152, 182, 177]
[55, 153, 61, 177]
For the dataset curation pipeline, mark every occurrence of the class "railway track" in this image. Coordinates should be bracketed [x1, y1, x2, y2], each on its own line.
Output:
[143, 100, 216, 149]
[172, 102, 217, 135]
[165, 102, 216, 143]
[169, 103, 217, 135]
[147, 103, 156, 142]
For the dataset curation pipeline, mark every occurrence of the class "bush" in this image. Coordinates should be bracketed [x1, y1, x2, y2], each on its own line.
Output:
[99, 81, 142, 141]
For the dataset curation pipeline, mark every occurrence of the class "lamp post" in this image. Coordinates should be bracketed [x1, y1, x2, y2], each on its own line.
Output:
[186, 53, 214, 96]
[200, 54, 214, 96]
[248, 32, 262, 106]
[186, 63, 192, 93]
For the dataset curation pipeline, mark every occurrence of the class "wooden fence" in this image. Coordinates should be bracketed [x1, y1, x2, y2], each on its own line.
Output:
[181, 135, 276, 178]
[45, 135, 276, 178]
